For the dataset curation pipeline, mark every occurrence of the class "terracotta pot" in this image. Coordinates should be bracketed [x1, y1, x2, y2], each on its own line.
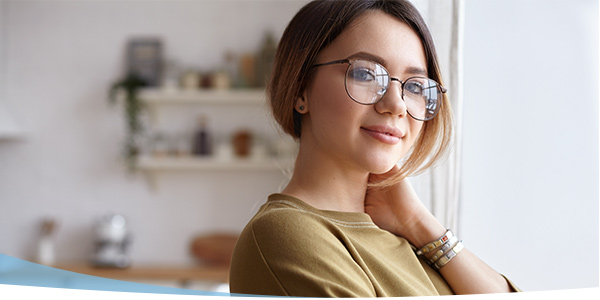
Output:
[232, 131, 252, 157]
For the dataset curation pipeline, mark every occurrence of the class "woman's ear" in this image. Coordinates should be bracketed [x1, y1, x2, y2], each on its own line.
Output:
[295, 94, 308, 114]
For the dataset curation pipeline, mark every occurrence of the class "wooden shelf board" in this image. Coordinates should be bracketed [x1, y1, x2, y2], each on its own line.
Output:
[137, 156, 290, 171]
[139, 88, 266, 105]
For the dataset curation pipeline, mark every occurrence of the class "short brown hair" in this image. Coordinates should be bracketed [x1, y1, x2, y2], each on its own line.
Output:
[268, 0, 453, 186]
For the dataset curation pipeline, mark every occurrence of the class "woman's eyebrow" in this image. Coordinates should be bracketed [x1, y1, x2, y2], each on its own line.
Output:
[347, 51, 387, 65]
[405, 66, 428, 77]
[347, 52, 428, 77]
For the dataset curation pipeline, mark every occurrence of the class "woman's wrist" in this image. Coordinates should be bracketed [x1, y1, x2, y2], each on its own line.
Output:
[378, 178, 447, 247]
[403, 210, 446, 249]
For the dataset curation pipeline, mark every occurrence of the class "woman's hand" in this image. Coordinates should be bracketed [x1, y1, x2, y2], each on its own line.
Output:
[365, 166, 514, 294]
[364, 165, 445, 248]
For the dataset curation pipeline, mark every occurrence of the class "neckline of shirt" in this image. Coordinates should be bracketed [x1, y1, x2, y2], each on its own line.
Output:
[267, 193, 378, 228]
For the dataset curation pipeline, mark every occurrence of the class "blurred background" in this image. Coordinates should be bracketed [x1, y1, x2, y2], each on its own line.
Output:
[0, 0, 597, 294]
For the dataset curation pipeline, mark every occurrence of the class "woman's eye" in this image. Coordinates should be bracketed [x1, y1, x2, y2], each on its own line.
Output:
[405, 81, 423, 94]
[349, 68, 376, 82]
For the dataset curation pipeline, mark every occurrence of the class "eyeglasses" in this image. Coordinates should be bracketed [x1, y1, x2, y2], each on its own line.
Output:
[311, 59, 447, 121]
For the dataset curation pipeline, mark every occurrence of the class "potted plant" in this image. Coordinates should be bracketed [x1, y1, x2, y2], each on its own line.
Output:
[108, 73, 146, 171]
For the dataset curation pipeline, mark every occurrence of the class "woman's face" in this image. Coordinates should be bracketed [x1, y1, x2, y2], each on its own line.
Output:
[299, 10, 428, 175]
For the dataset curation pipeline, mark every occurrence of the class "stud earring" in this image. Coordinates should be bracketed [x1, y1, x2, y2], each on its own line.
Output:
[299, 105, 305, 111]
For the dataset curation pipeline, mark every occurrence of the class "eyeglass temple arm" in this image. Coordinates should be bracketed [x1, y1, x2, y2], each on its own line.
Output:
[427, 85, 448, 93]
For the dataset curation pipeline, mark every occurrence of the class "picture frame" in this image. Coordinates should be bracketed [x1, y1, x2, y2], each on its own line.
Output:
[126, 37, 163, 87]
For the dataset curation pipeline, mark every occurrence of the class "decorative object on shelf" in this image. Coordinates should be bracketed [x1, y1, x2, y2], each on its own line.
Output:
[91, 214, 132, 269]
[126, 37, 163, 87]
[199, 72, 214, 89]
[232, 129, 252, 158]
[181, 69, 200, 90]
[109, 73, 146, 171]
[214, 138, 234, 162]
[255, 31, 278, 88]
[161, 59, 180, 92]
[239, 53, 256, 88]
[192, 115, 212, 156]
[36, 218, 58, 266]
[211, 70, 231, 90]
[150, 133, 169, 157]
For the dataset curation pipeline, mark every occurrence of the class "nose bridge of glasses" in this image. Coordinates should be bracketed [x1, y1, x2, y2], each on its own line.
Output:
[376, 75, 410, 117]
[387, 77, 405, 96]
[389, 77, 403, 85]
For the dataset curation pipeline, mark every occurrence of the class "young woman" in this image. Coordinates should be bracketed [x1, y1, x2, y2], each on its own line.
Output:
[230, 0, 518, 297]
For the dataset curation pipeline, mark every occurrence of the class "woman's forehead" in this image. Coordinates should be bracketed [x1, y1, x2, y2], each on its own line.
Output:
[318, 10, 427, 75]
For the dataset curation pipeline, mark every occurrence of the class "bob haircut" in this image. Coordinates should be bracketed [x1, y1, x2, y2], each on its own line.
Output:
[268, 0, 453, 187]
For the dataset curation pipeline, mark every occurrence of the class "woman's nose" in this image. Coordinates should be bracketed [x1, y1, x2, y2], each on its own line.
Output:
[374, 79, 408, 117]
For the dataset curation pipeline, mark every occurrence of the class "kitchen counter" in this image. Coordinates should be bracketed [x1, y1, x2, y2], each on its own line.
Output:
[53, 263, 229, 284]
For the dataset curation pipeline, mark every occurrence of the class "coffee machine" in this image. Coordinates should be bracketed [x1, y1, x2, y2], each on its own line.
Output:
[91, 214, 131, 268]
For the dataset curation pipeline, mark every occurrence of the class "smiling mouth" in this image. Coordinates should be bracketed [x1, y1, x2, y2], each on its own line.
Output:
[363, 127, 397, 137]
[362, 125, 403, 137]
[361, 126, 403, 145]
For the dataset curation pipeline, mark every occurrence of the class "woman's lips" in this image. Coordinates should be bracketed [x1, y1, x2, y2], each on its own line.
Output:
[361, 125, 404, 145]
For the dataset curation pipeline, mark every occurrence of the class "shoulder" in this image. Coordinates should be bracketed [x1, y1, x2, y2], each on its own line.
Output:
[234, 198, 368, 269]
[248, 201, 337, 249]
[244, 197, 380, 252]
[232, 200, 376, 296]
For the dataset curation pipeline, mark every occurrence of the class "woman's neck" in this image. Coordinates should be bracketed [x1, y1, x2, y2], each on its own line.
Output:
[281, 142, 370, 213]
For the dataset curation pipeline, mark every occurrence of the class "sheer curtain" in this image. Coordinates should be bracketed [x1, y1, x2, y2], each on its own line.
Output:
[408, 0, 464, 231]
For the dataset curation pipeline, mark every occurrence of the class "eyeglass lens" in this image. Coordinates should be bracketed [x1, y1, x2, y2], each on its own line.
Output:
[345, 60, 441, 121]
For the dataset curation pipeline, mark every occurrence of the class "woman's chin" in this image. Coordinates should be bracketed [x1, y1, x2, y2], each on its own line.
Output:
[361, 149, 407, 175]
[367, 160, 399, 175]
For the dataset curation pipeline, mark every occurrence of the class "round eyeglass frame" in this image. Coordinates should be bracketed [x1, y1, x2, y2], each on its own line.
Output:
[311, 59, 447, 121]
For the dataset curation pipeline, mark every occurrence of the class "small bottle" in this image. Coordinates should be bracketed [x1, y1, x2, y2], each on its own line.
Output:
[192, 115, 212, 156]
[36, 219, 57, 266]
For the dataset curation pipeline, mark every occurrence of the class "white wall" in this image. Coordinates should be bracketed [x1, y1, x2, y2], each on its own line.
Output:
[460, 0, 598, 292]
[0, 0, 307, 266]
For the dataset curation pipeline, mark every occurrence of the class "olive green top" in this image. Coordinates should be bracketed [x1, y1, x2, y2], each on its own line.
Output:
[229, 193, 455, 297]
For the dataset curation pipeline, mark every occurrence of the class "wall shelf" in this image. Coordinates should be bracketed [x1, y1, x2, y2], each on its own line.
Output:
[136, 88, 267, 124]
[118, 88, 295, 189]
[137, 155, 293, 190]
[139, 88, 266, 105]
[137, 155, 291, 172]
[132, 88, 292, 172]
